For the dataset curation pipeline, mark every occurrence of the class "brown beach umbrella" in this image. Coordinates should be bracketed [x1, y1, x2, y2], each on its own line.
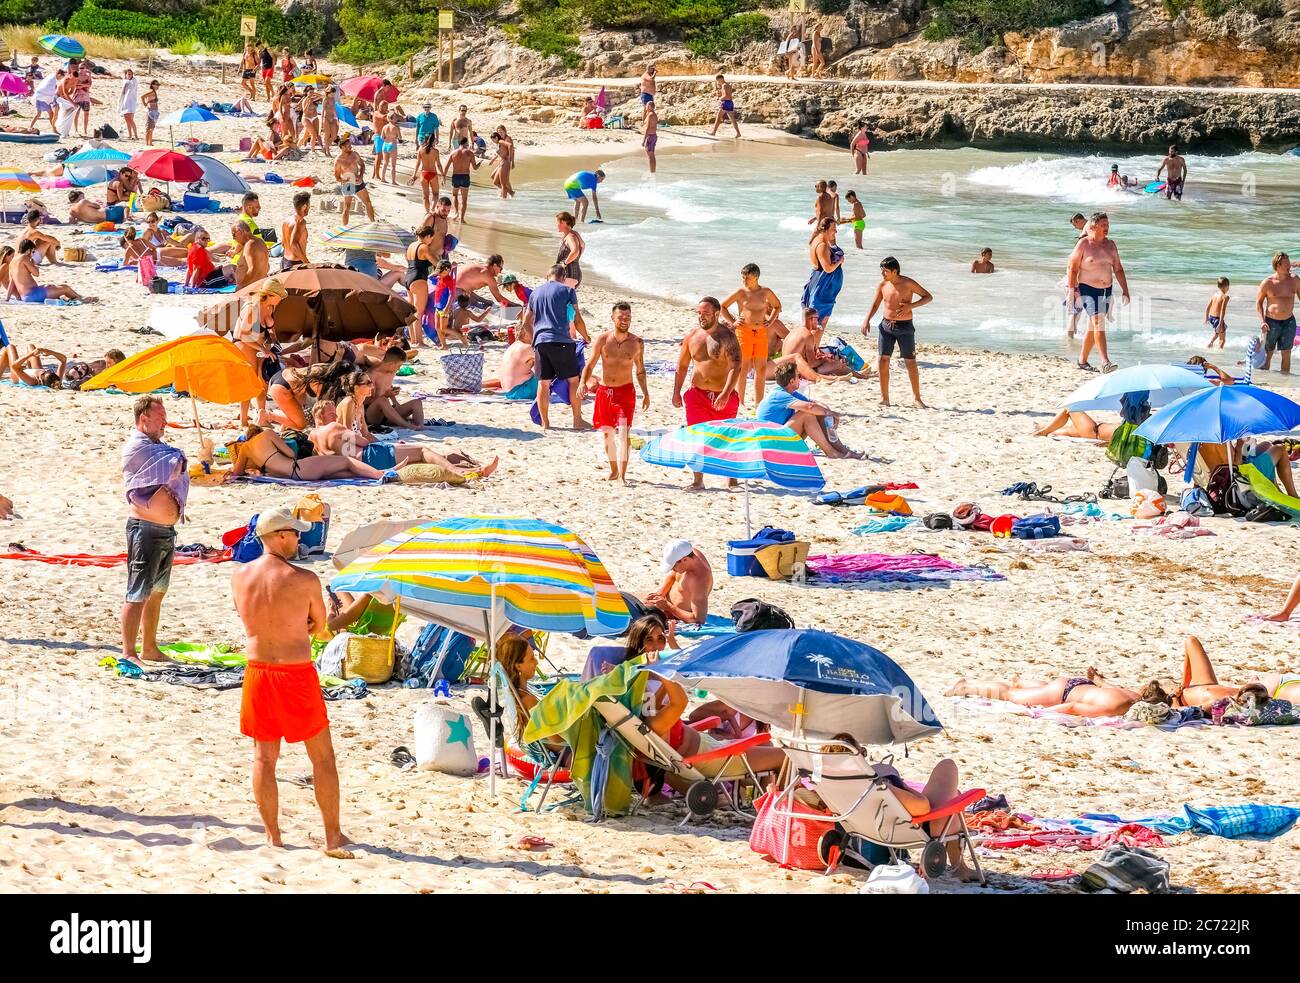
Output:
[200, 264, 415, 343]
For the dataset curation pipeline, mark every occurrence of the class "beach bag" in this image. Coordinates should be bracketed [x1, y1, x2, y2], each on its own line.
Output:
[440, 351, 484, 392]
[1011, 515, 1061, 539]
[414, 698, 478, 775]
[923, 512, 953, 530]
[731, 599, 795, 632]
[859, 863, 929, 895]
[228, 514, 263, 563]
[1224, 479, 1260, 517]
[1205, 465, 1234, 514]
[755, 540, 810, 580]
[149, 276, 169, 295]
[1106, 422, 1150, 468]
[1100, 472, 1129, 500]
[342, 607, 397, 684]
[749, 789, 835, 870]
[1180, 487, 1215, 517]
[95, 123, 119, 139]
[401, 622, 475, 686]
[1131, 488, 1166, 519]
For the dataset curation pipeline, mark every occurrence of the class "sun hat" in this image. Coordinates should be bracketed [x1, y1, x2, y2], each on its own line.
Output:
[256, 507, 311, 537]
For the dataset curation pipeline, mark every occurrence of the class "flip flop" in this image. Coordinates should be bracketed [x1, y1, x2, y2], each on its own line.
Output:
[390, 746, 416, 770]
[513, 835, 553, 851]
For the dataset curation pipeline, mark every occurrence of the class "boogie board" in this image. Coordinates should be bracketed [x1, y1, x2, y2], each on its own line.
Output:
[1144, 181, 1167, 194]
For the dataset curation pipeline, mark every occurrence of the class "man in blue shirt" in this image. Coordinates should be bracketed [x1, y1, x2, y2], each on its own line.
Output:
[755, 362, 861, 458]
[521, 264, 590, 431]
[415, 102, 440, 145]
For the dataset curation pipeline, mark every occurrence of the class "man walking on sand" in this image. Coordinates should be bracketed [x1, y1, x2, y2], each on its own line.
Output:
[121, 396, 187, 667]
[521, 264, 589, 431]
[672, 297, 742, 489]
[710, 74, 740, 138]
[581, 300, 649, 484]
[863, 256, 931, 408]
[1258, 251, 1299, 374]
[1066, 211, 1129, 373]
[232, 507, 352, 859]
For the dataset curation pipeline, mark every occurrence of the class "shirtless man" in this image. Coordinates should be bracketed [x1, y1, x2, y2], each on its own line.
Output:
[444, 138, 479, 222]
[647, 539, 712, 624]
[1155, 143, 1187, 201]
[232, 223, 269, 287]
[231, 507, 351, 859]
[720, 262, 784, 406]
[709, 74, 740, 138]
[483, 321, 537, 399]
[1066, 211, 1129, 373]
[638, 63, 657, 125]
[456, 255, 517, 312]
[334, 139, 375, 224]
[447, 104, 472, 151]
[1257, 251, 1299, 374]
[422, 196, 456, 259]
[580, 300, 649, 484]
[365, 347, 425, 428]
[67, 190, 105, 224]
[280, 190, 310, 272]
[377, 116, 400, 185]
[672, 297, 741, 489]
[240, 42, 259, 102]
[863, 256, 932, 407]
[642, 100, 658, 174]
[809, 180, 833, 231]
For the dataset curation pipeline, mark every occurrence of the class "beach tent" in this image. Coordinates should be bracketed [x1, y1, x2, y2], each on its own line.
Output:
[189, 154, 250, 194]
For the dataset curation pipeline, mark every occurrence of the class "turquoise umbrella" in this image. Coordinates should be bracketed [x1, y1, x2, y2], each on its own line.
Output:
[66, 147, 130, 164]
[40, 34, 85, 58]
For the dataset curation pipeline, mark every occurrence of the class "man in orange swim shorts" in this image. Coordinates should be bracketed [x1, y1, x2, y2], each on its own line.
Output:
[581, 300, 650, 485]
[232, 507, 351, 858]
[721, 262, 785, 407]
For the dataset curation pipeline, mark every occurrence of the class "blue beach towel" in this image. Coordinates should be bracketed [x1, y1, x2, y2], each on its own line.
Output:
[1081, 805, 1300, 840]
[850, 516, 918, 535]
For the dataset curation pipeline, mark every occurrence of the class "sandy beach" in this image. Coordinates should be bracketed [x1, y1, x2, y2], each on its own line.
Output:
[0, 52, 1297, 896]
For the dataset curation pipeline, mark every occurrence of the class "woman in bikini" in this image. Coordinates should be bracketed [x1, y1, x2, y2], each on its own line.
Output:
[1171, 635, 1300, 710]
[403, 225, 437, 346]
[233, 279, 288, 427]
[276, 84, 297, 147]
[228, 424, 390, 481]
[410, 132, 441, 213]
[1032, 409, 1124, 441]
[143, 79, 160, 147]
[321, 85, 339, 150]
[945, 668, 1154, 718]
[332, 367, 497, 478]
[555, 211, 584, 289]
[850, 120, 871, 175]
[299, 90, 325, 157]
[490, 127, 515, 198]
[139, 213, 190, 266]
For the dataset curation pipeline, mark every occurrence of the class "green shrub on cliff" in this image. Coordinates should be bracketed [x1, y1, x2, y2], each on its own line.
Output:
[63, 0, 326, 51]
[924, 0, 1105, 52]
[334, 0, 502, 63]
[686, 12, 771, 58]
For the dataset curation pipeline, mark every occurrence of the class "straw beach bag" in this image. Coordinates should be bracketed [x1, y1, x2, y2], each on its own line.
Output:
[755, 541, 809, 581]
[342, 598, 399, 684]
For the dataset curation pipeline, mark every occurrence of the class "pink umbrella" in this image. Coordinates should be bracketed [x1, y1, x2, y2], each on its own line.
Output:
[0, 72, 30, 96]
[339, 75, 384, 102]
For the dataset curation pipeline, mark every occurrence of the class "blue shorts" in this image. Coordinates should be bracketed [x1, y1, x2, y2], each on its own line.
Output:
[502, 377, 538, 401]
[1078, 282, 1113, 318]
[361, 443, 397, 470]
[564, 186, 586, 200]
[639, 92, 654, 105]
[1208, 315, 1221, 331]
[720, 99, 734, 112]
[23, 286, 47, 304]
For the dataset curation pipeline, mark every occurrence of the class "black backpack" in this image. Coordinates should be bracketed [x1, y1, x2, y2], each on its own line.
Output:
[1224, 479, 1260, 517]
[731, 599, 795, 632]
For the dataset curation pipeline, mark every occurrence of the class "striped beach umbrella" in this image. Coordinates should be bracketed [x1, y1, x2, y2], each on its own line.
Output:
[0, 169, 40, 222]
[640, 419, 825, 535]
[331, 514, 631, 795]
[319, 220, 414, 254]
[39, 34, 85, 58]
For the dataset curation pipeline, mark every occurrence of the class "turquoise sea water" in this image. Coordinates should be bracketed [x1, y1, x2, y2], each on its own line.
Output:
[477, 140, 1300, 362]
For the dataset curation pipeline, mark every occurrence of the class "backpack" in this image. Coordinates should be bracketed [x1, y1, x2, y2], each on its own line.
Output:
[1180, 487, 1215, 517]
[731, 599, 795, 632]
[1205, 465, 1234, 514]
[1011, 515, 1061, 539]
[149, 276, 169, 295]
[1224, 479, 1260, 517]
[1100, 473, 1129, 500]
[229, 514, 263, 563]
[94, 123, 119, 139]
[399, 623, 475, 687]
[922, 512, 953, 530]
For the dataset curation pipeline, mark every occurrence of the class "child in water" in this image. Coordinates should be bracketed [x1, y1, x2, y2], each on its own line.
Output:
[971, 248, 995, 274]
[842, 190, 866, 249]
[1205, 276, 1230, 349]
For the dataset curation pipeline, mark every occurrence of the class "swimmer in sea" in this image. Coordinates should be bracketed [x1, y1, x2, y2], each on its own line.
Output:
[1205, 276, 1230, 349]
[642, 100, 658, 174]
[709, 73, 740, 138]
[971, 248, 995, 274]
[842, 190, 865, 249]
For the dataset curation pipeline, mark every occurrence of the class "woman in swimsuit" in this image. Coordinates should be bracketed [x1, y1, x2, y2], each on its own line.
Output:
[1171, 635, 1300, 710]
[279, 49, 297, 83]
[276, 84, 296, 147]
[140, 213, 190, 266]
[800, 218, 844, 328]
[299, 90, 326, 157]
[233, 279, 288, 426]
[555, 211, 584, 289]
[321, 85, 339, 149]
[1031, 409, 1124, 440]
[945, 667, 1153, 717]
[490, 128, 515, 199]
[301, 51, 319, 75]
[403, 225, 438, 347]
[850, 120, 870, 175]
[331, 367, 498, 477]
[228, 425, 390, 481]
[410, 132, 442, 212]
[143, 80, 160, 147]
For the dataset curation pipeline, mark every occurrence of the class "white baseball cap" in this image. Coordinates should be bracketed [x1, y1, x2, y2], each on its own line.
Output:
[256, 507, 312, 537]
[661, 539, 694, 573]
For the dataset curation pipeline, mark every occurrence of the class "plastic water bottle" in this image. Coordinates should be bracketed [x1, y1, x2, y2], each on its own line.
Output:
[403, 678, 421, 689]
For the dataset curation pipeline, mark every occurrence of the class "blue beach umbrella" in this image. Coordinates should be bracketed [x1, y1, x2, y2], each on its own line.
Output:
[65, 147, 130, 165]
[335, 101, 359, 129]
[1063, 363, 1214, 413]
[1135, 384, 1300, 445]
[40, 34, 85, 58]
[657, 628, 942, 744]
[161, 104, 219, 126]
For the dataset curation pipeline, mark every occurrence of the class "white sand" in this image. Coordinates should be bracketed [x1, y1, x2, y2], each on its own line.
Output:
[0, 54, 1296, 895]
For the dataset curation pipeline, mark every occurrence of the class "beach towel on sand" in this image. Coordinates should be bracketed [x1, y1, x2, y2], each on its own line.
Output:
[1081, 805, 1300, 840]
[803, 553, 1004, 586]
[523, 659, 647, 817]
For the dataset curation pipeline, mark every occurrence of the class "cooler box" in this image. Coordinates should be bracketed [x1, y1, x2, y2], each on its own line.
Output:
[182, 192, 212, 211]
[727, 527, 794, 577]
[297, 515, 330, 557]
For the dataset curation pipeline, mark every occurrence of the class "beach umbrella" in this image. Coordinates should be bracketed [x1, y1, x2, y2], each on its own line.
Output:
[334, 101, 359, 130]
[1135, 384, 1300, 445]
[292, 74, 332, 86]
[66, 146, 130, 165]
[198, 264, 415, 342]
[39, 34, 85, 59]
[80, 334, 261, 428]
[640, 419, 825, 536]
[0, 72, 30, 96]
[127, 148, 203, 184]
[160, 103, 219, 147]
[331, 514, 631, 795]
[657, 629, 942, 745]
[339, 75, 384, 102]
[0, 169, 40, 223]
[1062, 363, 1215, 413]
[319, 220, 414, 254]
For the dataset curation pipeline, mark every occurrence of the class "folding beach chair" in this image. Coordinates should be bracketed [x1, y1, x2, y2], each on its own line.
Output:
[591, 697, 776, 825]
[774, 736, 985, 883]
[1239, 461, 1300, 520]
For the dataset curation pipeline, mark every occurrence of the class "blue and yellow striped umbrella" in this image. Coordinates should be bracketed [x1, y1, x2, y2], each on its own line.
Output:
[40, 34, 85, 58]
[319, 220, 414, 254]
[330, 514, 630, 639]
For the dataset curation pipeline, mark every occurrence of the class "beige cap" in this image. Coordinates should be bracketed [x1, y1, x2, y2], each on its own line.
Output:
[256, 507, 312, 537]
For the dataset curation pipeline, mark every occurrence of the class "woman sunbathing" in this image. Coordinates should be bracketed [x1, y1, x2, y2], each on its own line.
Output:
[945, 667, 1152, 717]
[19, 209, 62, 265]
[330, 367, 497, 477]
[1171, 635, 1300, 710]
[1032, 409, 1122, 441]
[227, 424, 393, 481]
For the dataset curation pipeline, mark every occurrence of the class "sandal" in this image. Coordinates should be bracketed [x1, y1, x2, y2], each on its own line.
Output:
[390, 746, 416, 770]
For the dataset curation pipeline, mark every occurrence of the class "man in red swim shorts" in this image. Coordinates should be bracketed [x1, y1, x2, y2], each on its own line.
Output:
[581, 300, 650, 484]
[231, 507, 351, 858]
[672, 296, 742, 488]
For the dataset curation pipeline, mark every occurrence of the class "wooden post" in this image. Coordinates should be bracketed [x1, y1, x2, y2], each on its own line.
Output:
[449, 33, 454, 86]
[221, 62, 227, 85]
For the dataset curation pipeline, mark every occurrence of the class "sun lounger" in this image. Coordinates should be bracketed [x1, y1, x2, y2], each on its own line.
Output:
[591, 697, 775, 824]
[1240, 462, 1300, 520]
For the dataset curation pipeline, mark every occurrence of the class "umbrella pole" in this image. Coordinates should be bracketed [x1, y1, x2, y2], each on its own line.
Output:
[189, 392, 202, 431]
[488, 581, 498, 799]
[744, 481, 752, 539]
